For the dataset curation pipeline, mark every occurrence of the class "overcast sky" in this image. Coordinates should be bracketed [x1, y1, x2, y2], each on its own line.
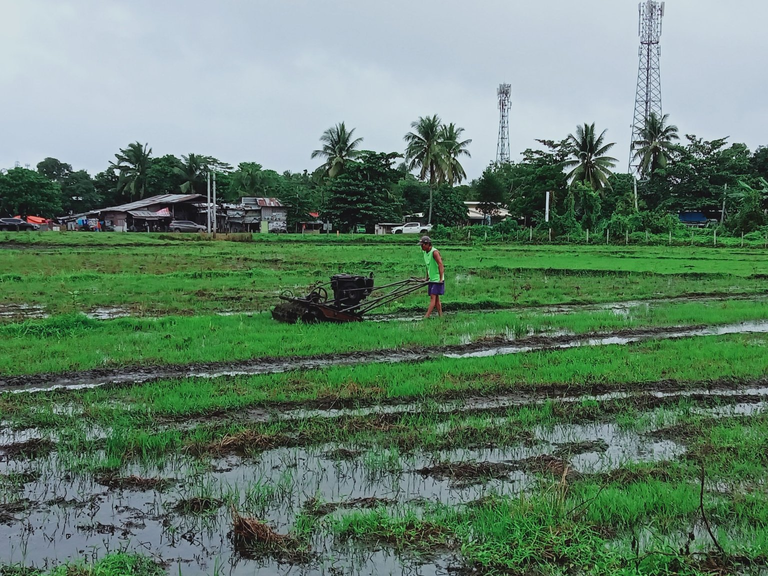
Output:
[1, 0, 766, 181]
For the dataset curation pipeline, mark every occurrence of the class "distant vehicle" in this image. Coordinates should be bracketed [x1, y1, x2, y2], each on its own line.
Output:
[169, 220, 206, 233]
[0, 218, 40, 231]
[269, 221, 287, 233]
[391, 222, 432, 234]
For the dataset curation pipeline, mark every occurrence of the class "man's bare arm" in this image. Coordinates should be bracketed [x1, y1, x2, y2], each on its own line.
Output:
[433, 250, 444, 282]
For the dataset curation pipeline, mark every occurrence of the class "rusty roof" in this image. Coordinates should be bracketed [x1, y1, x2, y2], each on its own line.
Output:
[96, 194, 206, 214]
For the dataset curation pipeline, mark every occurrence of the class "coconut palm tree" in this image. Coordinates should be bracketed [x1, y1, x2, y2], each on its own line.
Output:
[404, 115, 448, 223]
[632, 112, 679, 179]
[111, 142, 152, 200]
[311, 122, 363, 178]
[175, 154, 214, 194]
[563, 123, 617, 192]
[440, 123, 472, 185]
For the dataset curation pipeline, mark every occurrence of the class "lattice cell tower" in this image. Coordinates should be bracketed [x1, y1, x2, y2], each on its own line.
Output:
[629, 0, 665, 173]
[496, 83, 512, 164]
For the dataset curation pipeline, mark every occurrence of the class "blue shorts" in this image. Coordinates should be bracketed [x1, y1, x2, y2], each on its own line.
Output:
[428, 282, 445, 296]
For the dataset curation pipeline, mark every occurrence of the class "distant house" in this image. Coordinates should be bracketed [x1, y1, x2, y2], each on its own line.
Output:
[223, 197, 288, 233]
[59, 194, 206, 232]
[465, 202, 510, 225]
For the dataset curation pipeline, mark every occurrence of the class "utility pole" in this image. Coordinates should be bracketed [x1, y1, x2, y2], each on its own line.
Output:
[212, 171, 217, 235]
[206, 172, 211, 233]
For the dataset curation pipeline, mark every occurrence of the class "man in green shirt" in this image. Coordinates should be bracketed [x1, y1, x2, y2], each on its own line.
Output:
[420, 235, 444, 318]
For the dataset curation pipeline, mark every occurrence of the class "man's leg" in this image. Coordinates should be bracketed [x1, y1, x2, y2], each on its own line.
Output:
[425, 294, 437, 318]
[436, 296, 443, 317]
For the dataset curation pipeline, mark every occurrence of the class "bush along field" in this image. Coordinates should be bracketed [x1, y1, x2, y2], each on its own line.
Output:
[1, 235, 768, 575]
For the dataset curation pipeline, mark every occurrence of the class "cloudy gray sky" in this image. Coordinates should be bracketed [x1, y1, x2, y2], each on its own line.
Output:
[1, 0, 766, 181]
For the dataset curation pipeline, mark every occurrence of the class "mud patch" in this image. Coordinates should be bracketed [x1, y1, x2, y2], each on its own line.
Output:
[232, 510, 312, 564]
[553, 439, 609, 457]
[304, 496, 396, 517]
[95, 474, 174, 491]
[511, 455, 581, 481]
[417, 461, 516, 486]
[599, 463, 678, 485]
[0, 438, 54, 461]
[324, 447, 362, 460]
[0, 499, 29, 524]
[173, 496, 223, 514]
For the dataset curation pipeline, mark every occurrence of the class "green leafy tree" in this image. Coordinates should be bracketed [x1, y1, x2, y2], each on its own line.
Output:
[324, 152, 400, 232]
[36, 158, 72, 182]
[393, 175, 430, 217]
[563, 123, 617, 192]
[61, 170, 101, 214]
[751, 146, 768, 180]
[279, 170, 321, 230]
[0, 167, 62, 218]
[311, 122, 363, 178]
[475, 166, 506, 221]
[440, 122, 472, 185]
[644, 136, 751, 212]
[632, 112, 679, 179]
[111, 142, 153, 200]
[501, 139, 569, 226]
[94, 168, 120, 207]
[229, 163, 286, 201]
[431, 184, 468, 227]
[147, 155, 184, 196]
[727, 178, 768, 234]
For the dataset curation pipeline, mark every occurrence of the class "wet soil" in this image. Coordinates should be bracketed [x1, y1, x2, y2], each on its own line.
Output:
[303, 496, 396, 517]
[416, 461, 517, 486]
[4, 321, 768, 394]
[0, 439, 54, 461]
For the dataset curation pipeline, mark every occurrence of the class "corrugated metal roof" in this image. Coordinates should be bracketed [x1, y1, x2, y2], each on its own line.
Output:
[242, 197, 283, 207]
[128, 210, 168, 219]
[97, 194, 206, 214]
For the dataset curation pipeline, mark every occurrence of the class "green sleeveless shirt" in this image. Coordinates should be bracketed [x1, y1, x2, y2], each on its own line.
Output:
[423, 247, 440, 282]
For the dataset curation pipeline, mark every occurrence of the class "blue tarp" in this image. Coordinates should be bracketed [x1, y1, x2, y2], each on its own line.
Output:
[678, 212, 707, 224]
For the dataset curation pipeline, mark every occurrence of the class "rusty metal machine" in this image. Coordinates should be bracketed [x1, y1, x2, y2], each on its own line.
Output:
[272, 274, 427, 323]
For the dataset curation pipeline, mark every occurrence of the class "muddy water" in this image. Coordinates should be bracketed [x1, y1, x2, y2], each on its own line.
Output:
[5, 320, 768, 395]
[0, 409, 685, 575]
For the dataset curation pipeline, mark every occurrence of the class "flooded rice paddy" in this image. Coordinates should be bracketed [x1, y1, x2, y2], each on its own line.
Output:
[1, 371, 767, 574]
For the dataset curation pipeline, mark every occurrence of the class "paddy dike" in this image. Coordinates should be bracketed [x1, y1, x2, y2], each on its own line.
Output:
[3, 320, 768, 393]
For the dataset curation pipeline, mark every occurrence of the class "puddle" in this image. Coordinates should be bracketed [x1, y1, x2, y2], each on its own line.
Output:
[5, 321, 768, 394]
[3, 395, 762, 574]
[0, 411, 682, 574]
[445, 321, 768, 359]
[0, 445, 509, 574]
[85, 306, 133, 320]
[0, 303, 47, 320]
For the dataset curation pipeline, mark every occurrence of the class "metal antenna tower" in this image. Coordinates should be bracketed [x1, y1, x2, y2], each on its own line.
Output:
[496, 83, 511, 164]
[629, 0, 665, 173]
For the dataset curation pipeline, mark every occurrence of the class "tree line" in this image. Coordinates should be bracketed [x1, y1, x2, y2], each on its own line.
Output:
[1, 112, 767, 235]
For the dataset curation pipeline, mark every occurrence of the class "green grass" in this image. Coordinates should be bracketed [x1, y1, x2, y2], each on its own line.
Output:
[2, 237, 768, 318]
[2, 297, 768, 376]
[0, 552, 165, 576]
[3, 332, 767, 430]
